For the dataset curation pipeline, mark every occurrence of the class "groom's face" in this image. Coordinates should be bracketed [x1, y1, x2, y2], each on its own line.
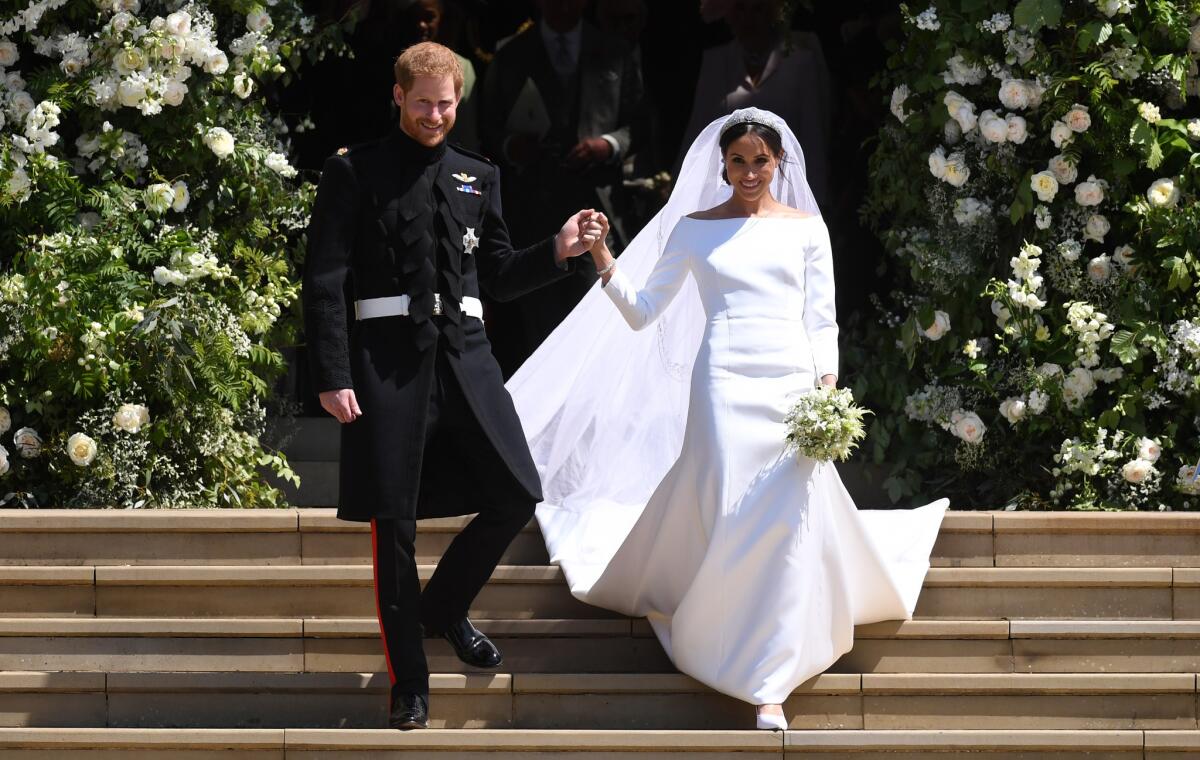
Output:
[394, 74, 458, 147]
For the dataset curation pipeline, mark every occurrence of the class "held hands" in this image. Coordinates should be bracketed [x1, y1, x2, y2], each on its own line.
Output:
[819, 374, 838, 387]
[319, 389, 362, 424]
[554, 209, 606, 263]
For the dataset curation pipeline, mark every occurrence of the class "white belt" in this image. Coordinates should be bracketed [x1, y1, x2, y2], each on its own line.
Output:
[354, 295, 484, 321]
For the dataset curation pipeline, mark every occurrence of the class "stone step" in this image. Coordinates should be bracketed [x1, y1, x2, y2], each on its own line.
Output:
[0, 565, 1188, 620]
[3, 671, 1199, 730]
[7, 617, 1200, 676]
[4, 509, 1200, 568]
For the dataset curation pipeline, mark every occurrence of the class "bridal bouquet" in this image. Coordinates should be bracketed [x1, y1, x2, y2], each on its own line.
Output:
[784, 386, 871, 463]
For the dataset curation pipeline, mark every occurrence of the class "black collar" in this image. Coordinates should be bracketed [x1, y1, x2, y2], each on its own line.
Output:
[387, 125, 447, 166]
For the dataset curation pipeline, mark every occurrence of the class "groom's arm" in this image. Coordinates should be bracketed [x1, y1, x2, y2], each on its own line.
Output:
[475, 167, 576, 303]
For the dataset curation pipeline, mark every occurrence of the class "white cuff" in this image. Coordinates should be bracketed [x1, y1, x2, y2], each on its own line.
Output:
[600, 133, 622, 163]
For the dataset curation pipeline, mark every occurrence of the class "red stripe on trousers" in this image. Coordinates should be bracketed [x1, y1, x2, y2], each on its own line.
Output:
[370, 518, 398, 685]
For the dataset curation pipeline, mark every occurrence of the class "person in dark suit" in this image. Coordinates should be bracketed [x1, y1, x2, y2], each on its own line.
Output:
[480, 0, 645, 371]
[302, 41, 602, 730]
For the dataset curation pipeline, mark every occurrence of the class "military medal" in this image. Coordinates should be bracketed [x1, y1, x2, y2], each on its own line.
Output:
[462, 227, 479, 255]
[452, 172, 477, 183]
[455, 184, 482, 195]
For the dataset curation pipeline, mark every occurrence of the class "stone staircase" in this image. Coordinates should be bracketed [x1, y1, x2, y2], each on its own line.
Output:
[0, 509, 1199, 757]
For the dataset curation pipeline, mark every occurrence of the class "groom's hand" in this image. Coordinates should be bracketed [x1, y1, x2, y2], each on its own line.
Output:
[554, 209, 604, 263]
[320, 389, 362, 424]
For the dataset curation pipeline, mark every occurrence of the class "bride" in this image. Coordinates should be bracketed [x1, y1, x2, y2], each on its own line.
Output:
[506, 108, 948, 730]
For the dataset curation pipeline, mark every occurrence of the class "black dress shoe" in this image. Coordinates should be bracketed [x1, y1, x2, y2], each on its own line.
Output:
[442, 616, 503, 668]
[389, 692, 428, 730]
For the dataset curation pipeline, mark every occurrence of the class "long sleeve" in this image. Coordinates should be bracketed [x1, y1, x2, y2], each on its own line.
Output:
[804, 222, 839, 379]
[603, 225, 690, 330]
[302, 153, 359, 392]
[475, 167, 571, 302]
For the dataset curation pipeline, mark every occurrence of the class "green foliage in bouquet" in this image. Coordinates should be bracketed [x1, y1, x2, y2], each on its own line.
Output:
[0, 0, 346, 507]
[853, 0, 1200, 510]
[784, 386, 871, 464]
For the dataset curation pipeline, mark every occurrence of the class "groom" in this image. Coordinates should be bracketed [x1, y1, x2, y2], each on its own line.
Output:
[303, 41, 601, 730]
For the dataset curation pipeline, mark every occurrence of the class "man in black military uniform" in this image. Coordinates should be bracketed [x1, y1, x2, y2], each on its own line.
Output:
[302, 41, 602, 730]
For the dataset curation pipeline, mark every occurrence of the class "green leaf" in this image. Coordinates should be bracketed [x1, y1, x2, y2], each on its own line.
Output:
[1112, 156, 1137, 177]
[1130, 120, 1154, 147]
[1110, 329, 1139, 364]
[1165, 256, 1192, 291]
[1097, 409, 1120, 429]
[1013, 0, 1062, 33]
[1077, 20, 1112, 50]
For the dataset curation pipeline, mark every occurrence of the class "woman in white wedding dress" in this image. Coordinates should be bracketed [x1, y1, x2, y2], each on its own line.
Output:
[506, 108, 948, 730]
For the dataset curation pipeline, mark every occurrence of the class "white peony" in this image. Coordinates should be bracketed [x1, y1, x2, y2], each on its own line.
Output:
[1030, 171, 1059, 202]
[1147, 178, 1180, 208]
[265, 152, 297, 177]
[998, 79, 1031, 110]
[1083, 214, 1110, 243]
[204, 50, 229, 75]
[1065, 104, 1091, 133]
[162, 80, 187, 107]
[927, 147, 947, 179]
[117, 77, 147, 108]
[941, 153, 970, 187]
[999, 397, 1026, 425]
[1075, 178, 1105, 207]
[1086, 255, 1112, 283]
[922, 310, 951, 341]
[67, 432, 98, 467]
[113, 48, 146, 76]
[112, 403, 150, 433]
[143, 182, 174, 214]
[0, 38, 19, 68]
[1048, 155, 1078, 185]
[165, 10, 191, 36]
[1137, 437, 1162, 463]
[1005, 114, 1027, 144]
[1121, 458, 1155, 484]
[1113, 244, 1135, 270]
[203, 126, 235, 159]
[1062, 367, 1097, 407]
[13, 427, 41, 458]
[979, 110, 1009, 143]
[171, 180, 189, 212]
[949, 410, 986, 444]
[232, 73, 254, 99]
[890, 84, 910, 123]
[1050, 120, 1073, 148]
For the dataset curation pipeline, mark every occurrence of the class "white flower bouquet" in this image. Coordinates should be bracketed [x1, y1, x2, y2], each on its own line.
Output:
[784, 386, 872, 463]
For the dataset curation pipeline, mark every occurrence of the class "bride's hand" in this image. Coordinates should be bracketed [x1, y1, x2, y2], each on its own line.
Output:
[589, 212, 611, 254]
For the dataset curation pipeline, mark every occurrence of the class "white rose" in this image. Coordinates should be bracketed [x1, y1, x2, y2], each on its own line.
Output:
[1065, 104, 1091, 133]
[246, 7, 273, 32]
[162, 79, 187, 107]
[1147, 178, 1180, 208]
[13, 427, 41, 458]
[117, 77, 146, 108]
[1050, 121, 1073, 148]
[204, 50, 229, 75]
[1048, 155, 1078, 185]
[113, 47, 145, 75]
[232, 73, 253, 99]
[1075, 179, 1104, 207]
[67, 432, 98, 467]
[112, 402, 150, 433]
[0, 444, 8, 477]
[922, 310, 951, 341]
[1084, 214, 1110, 243]
[942, 153, 970, 187]
[1005, 114, 1027, 144]
[1030, 171, 1059, 202]
[1113, 244, 1135, 270]
[0, 39, 19, 68]
[1137, 437, 1162, 463]
[999, 397, 1026, 424]
[1027, 389, 1049, 414]
[952, 105, 977, 133]
[998, 79, 1030, 110]
[890, 84, 909, 123]
[950, 410, 986, 444]
[110, 11, 135, 33]
[943, 90, 969, 115]
[0, 406, 9, 434]
[203, 126, 235, 159]
[927, 147, 947, 179]
[1121, 458, 1154, 484]
[1062, 367, 1096, 406]
[265, 151, 297, 177]
[171, 180, 189, 212]
[144, 182, 174, 214]
[979, 110, 1008, 143]
[165, 10, 191, 36]
[1087, 255, 1112, 283]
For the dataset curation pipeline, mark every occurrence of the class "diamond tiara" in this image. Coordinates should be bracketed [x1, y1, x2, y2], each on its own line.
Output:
[719, 107, 786, 138]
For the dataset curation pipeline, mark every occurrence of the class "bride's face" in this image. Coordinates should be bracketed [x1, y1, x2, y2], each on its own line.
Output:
[723, 134, 779, 203]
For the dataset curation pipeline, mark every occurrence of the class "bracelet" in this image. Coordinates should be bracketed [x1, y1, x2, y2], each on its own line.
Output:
[596, 260, 616, 277]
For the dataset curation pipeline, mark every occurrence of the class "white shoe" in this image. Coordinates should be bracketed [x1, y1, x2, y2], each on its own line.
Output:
[755, 705, 787, 731]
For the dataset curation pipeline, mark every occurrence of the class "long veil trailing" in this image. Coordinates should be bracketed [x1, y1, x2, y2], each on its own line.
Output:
[506, 113, 820, 597]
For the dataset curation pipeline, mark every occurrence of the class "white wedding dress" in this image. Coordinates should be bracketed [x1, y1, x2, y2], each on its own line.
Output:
[507, 110, 947, 706]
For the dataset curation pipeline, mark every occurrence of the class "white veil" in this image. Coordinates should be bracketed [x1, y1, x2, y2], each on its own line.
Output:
[506, 110, 820, 595]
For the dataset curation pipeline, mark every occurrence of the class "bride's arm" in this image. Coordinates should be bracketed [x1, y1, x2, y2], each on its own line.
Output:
[805, 223, 839, 386]
[590, 218, 690, 331]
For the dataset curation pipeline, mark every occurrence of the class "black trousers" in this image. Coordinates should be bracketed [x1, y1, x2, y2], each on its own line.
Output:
[371, 348, 534, 698]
